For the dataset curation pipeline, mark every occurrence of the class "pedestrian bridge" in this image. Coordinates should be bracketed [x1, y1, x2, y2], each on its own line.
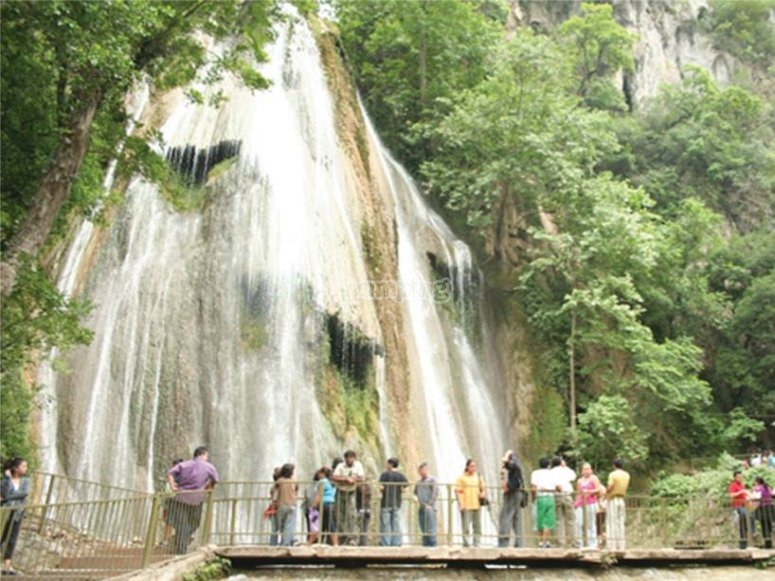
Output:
[3, 473, 773, 579]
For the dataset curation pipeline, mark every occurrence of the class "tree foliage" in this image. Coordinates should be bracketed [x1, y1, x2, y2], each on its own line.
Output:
[706, 0, 775, 69]
[613, 67, 775, 232]
[0, 0, 278, 459]
[332, 0, 501, 173]
[557, 2, 636, 111]
[360, 1, 774, 468]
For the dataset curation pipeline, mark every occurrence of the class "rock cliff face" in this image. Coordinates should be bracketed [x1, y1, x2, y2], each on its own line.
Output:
[508, 0, 733, 108]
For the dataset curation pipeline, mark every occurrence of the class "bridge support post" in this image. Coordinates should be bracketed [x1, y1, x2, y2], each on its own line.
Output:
[202, 489, 215, 545]
[37, 473, 56, 534]
[142, 494, 162, 568]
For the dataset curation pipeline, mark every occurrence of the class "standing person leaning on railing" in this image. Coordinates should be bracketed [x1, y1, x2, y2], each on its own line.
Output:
[1, 457, 30, 576]
[530, 457, 556, 549]
[332, 451, 365, 545]
[166, 446, 219, 555]
[550, 456, 577, 548]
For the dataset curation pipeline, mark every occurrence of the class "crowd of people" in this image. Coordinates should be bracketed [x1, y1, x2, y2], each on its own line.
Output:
[257, 450, 632, 551]
[2, 446, 773, 568]
[152, 446, 775, 554]
[728, 469, 774, 549]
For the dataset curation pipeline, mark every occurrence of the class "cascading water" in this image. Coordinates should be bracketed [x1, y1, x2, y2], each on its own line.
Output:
[361, 108, 508, 537]
[40, 10, 509, 532]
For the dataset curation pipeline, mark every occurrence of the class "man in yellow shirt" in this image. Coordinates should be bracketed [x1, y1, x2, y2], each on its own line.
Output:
[606, 459, 631, 551]
[456, 459, 486, 547]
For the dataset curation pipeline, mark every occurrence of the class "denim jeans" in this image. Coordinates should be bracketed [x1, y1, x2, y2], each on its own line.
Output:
[278, 505, 297, 546]
[735, 506, 748, 549]
[379, 507, 402, 546]
[575, 502, 597, 548]
[418, 505, 437, 547]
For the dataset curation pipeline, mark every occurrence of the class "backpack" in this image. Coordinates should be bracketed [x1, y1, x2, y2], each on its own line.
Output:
[507, 460, 524, 493]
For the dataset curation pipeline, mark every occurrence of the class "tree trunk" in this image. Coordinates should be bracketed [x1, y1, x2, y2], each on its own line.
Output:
[1, 96, 100, 297]
[569, 309, 577, 431]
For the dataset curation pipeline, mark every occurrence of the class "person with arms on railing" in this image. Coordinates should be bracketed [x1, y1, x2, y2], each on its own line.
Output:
[161, 458, 184, 548]
[530, 457, 556, 548]
[550, 456, 577, 548]
[332, 450, 365, 545]
[414, 462, 438, 547]
[498, 450, 526, 548]
[456, 458, 485, 547]
[166, 446, 219, 554]
[0, 457, 30, 576]
[378, 457, 408, 546]
[605, 459, 630, 552]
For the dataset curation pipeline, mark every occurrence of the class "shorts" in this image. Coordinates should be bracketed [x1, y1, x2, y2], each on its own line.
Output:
[536, 495, 556, 531]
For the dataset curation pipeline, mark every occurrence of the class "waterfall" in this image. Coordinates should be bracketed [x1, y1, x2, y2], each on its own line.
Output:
[361, 107, 508, 537]
[39, 11, 509, 518]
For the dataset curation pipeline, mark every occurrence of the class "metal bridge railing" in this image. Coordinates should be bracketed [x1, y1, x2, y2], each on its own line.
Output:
[0, 479, 763, 577]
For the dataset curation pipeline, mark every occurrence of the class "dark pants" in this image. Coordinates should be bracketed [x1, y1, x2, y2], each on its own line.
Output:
[336, 490, 357, 544]
[735, 506, 748, 549]
[757, 505, 774, 548]
[498, 491, 523, 547]
[418, 506, 437, 547]
[358, 509, 371, 546]
[1, 514, 22, 560]
[321, 503, 337, 544]
[169, 499, 203, 554]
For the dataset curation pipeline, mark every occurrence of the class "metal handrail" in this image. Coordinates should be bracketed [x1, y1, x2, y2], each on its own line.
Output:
[1, 479, 764, 578]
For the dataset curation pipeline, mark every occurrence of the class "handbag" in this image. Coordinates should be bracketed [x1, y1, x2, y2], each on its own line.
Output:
[478, 475, 489, 506]
[263, 501, 277, 519]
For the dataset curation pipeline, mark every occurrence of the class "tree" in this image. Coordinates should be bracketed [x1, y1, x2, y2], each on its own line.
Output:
[614, 67, 775, 232]
[0, 0, 277, 459]
[333, 0, 500, 172]
[706, 0, 775, 70]
[557, 2, 636, 111]
[0, 0, 275, 297]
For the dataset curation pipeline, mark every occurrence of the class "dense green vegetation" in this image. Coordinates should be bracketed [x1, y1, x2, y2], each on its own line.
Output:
[0, 0, 277, 462]
[1, 0, 773, 483]
[334, 0, 775, 473]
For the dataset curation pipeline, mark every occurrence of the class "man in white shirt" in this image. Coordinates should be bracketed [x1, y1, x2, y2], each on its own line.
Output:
[530, 457, 557, 548]
[332, 450, 365, 545]
[550, 456, 577, 548]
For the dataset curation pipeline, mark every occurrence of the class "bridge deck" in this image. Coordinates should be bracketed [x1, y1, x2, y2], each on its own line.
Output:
[216, 545, 775, 569]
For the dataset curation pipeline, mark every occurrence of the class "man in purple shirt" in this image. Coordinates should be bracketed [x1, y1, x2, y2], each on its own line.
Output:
[166, 446, 219, 554]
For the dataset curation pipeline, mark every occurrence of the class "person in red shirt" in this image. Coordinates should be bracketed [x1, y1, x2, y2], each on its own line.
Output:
[729, 470, 749, 549]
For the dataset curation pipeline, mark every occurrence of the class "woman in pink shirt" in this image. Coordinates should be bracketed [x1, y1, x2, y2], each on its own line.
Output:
[574, 463, 602, 549]
[754, 477, 773, 549]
